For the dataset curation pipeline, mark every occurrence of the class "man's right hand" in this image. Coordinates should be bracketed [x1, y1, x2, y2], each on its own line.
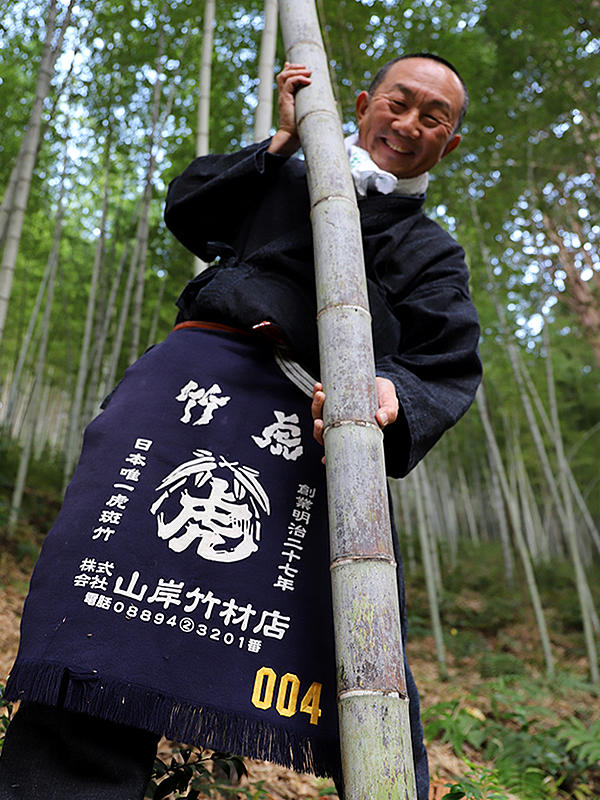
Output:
[267, 62, 312, 157]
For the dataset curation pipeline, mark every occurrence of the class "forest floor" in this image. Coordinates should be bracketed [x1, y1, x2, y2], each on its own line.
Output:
[1, 547, 598, 800]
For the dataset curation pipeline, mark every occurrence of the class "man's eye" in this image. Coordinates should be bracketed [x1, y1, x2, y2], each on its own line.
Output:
[390, 99, 405, 110]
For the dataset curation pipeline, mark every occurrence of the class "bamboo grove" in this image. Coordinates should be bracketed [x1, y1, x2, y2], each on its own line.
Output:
[1, 0, 599, 681]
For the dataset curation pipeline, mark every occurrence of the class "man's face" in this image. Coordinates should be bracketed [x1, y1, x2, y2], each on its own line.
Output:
[355, 58, 464, 179]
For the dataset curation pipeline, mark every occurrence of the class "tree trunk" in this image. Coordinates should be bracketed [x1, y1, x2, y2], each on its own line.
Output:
[413, 463, 447, 678]
[470, 195, 598, 676]
[3, 252, 52, 431]
[393, 478, 417, 574]
[520, 356, 600, 557]
[279, 1, 416, 796]
[145, 275, 167, 351]
[458, 465, 479, 545]
[476, 384, 555, 677]
[508, 347, 598, 680]
[103, 191, 150, 408]
[418, 459, 443, 590]
[254, 0, 278, 141]
[543, 321, 599, 680]
[83, 193, 140, 423]
[8, 149, 65, 530]
[193, 0, 216, 276]
[128, 183, 153, 365]
[128, 1, 168, 365]
[62, 146, 111, 488]
[0, 150, 25, 253]
[489, 454, 516, 586]
[0, 0, 75, 348]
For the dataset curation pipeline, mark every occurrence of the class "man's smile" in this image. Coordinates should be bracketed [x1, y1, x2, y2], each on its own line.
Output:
[384, 138, 413, 154]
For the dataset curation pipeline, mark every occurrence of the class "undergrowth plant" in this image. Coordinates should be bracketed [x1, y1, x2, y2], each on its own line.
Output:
[145, 744, 264, 800]
[0, 684, 13, 753]
[424, 688, 600, 800]
[444, 760, 512, 799]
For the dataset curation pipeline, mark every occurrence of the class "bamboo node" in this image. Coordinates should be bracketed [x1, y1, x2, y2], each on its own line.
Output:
[316, 302, 371, 319]
[297, 107, 341, 127]
[310, 193, 357, 210]
[323, 419, 381, 434]
[330, 554, 397, 569]
[338, 689, 408, 700]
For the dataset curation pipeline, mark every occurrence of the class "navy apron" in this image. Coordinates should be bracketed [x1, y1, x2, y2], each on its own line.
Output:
[6, 325, 341, 783]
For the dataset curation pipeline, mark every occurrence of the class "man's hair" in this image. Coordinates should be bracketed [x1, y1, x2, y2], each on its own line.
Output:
[367, 53, 469, 133]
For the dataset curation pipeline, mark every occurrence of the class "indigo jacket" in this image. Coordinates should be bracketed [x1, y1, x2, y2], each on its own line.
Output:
[164, 140, 482, 478]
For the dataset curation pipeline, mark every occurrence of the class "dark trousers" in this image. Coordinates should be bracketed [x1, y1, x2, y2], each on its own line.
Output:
[0, 702, 159, 800]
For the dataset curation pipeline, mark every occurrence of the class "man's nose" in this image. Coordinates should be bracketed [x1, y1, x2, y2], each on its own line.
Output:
[392, 108, 420, 138]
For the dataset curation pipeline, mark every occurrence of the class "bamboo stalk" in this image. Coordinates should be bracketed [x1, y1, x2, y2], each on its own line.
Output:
[476, 384, 555, 678]
[193, 0, 216, 276]
[413, 464, 447, 678]
[0, 0, 76, 347]
[254, 0, 278, 141]
[8, 145, 65, 530]
[278, 1, 415, 796]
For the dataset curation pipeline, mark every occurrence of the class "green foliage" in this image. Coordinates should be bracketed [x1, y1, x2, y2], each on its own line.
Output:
[479, 652, 527, 679]
[145, 745, 263, 800]
[0, 437, 62, 548]
[0, 684, 14, 754]
[446, 629, 489, 661]
[562, 717, 600, 768]
[445, 761, 512, 799]
[443, 595, 523, 636]
[423, 701, 488, 756]
[482, 720, 600, 799]
[424, 687, 600, 800]
[317, 785, 340, 797]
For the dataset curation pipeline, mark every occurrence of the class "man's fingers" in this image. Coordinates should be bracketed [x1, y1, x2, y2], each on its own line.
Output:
[375, 377, 399, 428]
[311, 383, 325, 446]
[311, 382, 324, 418]
[312, 378, 398, 445]
[313, 418, 325, 448]
[277, 63, 312, 91]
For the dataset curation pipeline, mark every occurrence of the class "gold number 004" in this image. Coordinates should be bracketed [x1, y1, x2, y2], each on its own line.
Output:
[251, 666, 322, 725]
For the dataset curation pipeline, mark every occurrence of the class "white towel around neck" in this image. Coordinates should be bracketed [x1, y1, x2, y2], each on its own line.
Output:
[344, 133, 429, 198]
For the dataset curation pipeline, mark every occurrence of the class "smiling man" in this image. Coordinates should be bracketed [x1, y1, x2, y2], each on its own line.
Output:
[1, 54, 481, 800]
[355, 55, 466, 179]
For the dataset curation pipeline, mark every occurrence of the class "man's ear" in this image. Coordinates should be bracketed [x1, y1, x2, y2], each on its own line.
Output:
[441, 133, 461, 159]
[355, 90, 370, 122]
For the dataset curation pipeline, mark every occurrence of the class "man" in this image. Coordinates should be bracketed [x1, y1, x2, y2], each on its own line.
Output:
[289, 56, 468, 443]
[0, 55, 480, 800]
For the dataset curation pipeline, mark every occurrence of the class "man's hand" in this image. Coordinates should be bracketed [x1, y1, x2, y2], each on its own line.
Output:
[374, 376, 399, 429]
[311, 383, 327, 447]
[267, 62, 312, 157]
[311, 378, 399, 447]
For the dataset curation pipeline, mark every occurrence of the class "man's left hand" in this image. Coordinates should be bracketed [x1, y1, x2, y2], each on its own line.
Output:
[311, 377, 399, 447]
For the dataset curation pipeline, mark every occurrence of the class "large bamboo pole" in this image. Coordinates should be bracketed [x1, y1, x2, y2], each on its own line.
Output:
[278, 2, 416, 797]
